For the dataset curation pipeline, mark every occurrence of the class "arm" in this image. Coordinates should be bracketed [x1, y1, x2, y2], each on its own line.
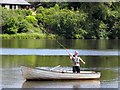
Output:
[69, 53, 73, 60]
[79, 57, 85, 64]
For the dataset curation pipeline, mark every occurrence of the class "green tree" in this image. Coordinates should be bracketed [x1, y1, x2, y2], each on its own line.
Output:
[36, 4, 87, 39]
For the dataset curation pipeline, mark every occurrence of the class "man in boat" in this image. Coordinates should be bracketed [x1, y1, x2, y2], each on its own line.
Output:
[69, 51, 85, 73]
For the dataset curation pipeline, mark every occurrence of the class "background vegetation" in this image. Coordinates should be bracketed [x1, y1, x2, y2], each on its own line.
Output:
[1, 2, 120, 39]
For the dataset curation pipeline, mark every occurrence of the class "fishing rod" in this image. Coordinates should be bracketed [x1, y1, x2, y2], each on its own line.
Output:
[44, 30, 70, 55]
[56, 40, 70, 55]
[45, 30, 85, 64]
[57, 39, 85, 64]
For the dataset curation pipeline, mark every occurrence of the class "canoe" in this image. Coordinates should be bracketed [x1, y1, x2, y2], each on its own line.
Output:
[21, 66, 101, 80]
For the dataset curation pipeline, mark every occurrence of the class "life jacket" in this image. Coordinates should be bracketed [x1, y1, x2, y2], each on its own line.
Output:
[72, 55, 80, 66]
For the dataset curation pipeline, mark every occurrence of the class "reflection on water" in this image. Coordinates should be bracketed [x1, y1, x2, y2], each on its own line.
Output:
[22, 80, 100, 88]
[2, 39, 119, 49]
[1, 48, 119, 56]
[2, 68, 24, 88]
[2, 55, 118, 68]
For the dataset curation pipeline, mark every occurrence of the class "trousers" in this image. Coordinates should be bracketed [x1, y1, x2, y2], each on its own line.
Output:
[73, 66, 80, 73]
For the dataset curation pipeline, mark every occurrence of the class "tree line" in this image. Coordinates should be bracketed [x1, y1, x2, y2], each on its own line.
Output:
[1, 2, 120, 39]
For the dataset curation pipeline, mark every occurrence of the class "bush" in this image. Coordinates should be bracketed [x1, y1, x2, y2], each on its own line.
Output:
[2, 18, 18, 34]
[14, 9, 32, 16]
[18, 20, 30, 33]
[0, 33, 59, 39]
[26, 15, 38, 25]
[36, 4, 87, 39]
[1, 7, 40, 34]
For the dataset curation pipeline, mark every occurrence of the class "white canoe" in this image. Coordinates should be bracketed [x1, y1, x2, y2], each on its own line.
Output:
[21, 66, 101, 80]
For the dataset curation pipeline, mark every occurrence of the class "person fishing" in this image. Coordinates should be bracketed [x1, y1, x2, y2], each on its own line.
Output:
[56, 40, 85, 73]
[69, 51, 85, 73]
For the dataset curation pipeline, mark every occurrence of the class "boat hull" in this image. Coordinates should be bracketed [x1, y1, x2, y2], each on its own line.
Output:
[21, 66, 101, 80]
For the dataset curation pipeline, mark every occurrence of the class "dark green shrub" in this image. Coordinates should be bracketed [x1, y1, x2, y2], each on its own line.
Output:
[2, 18, 18, 34]
[18, 20, 30, 33]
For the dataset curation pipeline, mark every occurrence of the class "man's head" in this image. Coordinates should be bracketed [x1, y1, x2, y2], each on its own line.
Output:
[74, 51, 78, 56]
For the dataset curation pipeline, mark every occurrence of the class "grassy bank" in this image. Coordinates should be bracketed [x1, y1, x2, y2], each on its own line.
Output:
[0, 33, 60, 39]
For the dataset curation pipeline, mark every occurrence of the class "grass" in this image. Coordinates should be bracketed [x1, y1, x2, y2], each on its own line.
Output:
[0, 33, 61, 39]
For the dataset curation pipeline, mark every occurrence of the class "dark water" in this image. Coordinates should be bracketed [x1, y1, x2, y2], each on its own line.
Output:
[1, 39, 119, 49]
[1, 39, 119, 89]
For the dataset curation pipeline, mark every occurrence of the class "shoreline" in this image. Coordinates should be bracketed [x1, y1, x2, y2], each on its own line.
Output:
[0, 33, 119, 39]
[0, 33, 60, 39]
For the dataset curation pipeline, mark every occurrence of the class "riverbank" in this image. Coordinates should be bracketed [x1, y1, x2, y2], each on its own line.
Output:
[0, 33, 60, 39]
[1, 33, 119, 39]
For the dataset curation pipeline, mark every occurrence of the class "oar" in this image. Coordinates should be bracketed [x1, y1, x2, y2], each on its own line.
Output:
[50, 65, 61, 71]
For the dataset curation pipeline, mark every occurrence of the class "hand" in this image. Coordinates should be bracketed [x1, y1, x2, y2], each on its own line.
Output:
[83, 61, 85, 64]
[69, 53, 72, 56]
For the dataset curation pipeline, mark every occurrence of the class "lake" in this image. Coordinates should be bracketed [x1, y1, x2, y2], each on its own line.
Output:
[0, 39, 119, 89]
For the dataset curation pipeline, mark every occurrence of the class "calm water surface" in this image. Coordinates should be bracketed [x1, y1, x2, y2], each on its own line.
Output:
[1, 48, 119, 56]
[1, 39, 119, 89]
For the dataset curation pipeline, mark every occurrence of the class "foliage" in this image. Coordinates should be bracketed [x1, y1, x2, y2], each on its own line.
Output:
[26, 15, 38, 26]
[36, 4, 87, 39]
[0, 33, 58, 39]
[35, 3, 119, 39]
[1, 2, 120, 39]
[17, 20, 30, 33]
[2, 17, 18, 34]
[1, 8, 41, 34]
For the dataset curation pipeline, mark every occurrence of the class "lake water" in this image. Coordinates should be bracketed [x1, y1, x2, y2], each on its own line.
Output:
[0, 39, 119, 89]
